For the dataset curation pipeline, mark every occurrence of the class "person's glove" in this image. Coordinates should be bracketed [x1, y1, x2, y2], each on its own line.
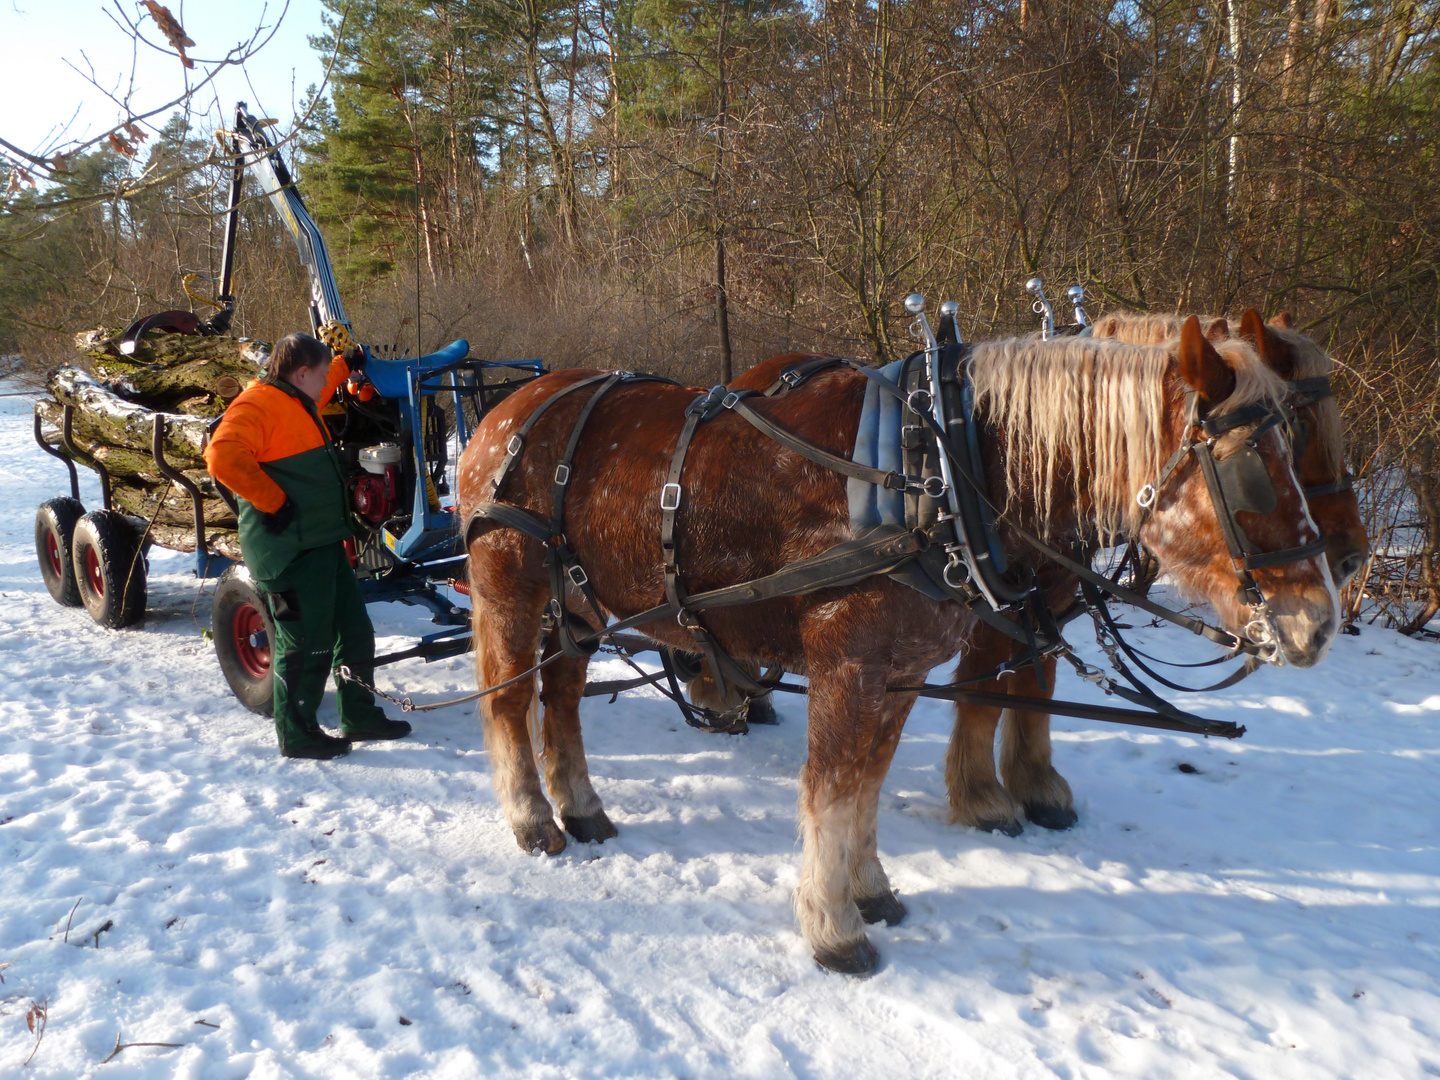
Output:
[342, 345, 366, 373]
[262, 498, 296, 535]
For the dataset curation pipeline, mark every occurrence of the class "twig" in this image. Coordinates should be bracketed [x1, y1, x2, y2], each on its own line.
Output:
[0, 959, 12, 984]
[92, 920, 114, 949]
[62, 897, 83, 943]
[22, 999, 48, 1067]
[100, 1032, 184, 1065]
[193, 1019, 219, 1028]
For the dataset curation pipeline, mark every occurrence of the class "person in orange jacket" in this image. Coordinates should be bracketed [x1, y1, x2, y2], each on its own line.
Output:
[205, 332, 410, 758]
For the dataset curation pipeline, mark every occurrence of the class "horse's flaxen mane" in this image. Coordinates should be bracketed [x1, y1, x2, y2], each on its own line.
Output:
[969, 334, 1284, 539]
[1265, 324, 1344, 475]
[1091, 311, 1344, 476]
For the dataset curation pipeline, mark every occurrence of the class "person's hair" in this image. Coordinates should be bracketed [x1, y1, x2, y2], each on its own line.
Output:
[268, 332, 331, 382]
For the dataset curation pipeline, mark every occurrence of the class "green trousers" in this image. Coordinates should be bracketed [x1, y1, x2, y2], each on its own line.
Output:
[259, 542, 386, 750]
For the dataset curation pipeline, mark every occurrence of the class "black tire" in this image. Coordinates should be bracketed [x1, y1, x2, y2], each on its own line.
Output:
[212, 566, 275, 716]
[71, 510, 147, 628]
[35, 497, 85, 606]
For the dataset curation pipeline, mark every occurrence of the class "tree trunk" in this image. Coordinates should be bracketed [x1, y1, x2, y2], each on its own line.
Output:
[713, 0, 734, 385]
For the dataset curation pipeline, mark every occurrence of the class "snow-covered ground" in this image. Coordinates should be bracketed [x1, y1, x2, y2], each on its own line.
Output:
[3, 388, 1440, 1080]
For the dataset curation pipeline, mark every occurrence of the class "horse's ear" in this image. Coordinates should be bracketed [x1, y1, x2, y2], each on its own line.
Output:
[1178, 314, 1236, 405]
[1240, 308, 1296, 378]
[1268, 310, 1295, 330]
[1204, 317, 1230, 344]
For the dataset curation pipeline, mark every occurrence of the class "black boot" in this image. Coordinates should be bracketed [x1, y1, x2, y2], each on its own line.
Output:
[282, 731, 353, 759]
[341, 717, 412, 741]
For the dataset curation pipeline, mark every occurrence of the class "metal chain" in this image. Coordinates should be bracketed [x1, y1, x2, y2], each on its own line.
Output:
[335, 640, 656, 714]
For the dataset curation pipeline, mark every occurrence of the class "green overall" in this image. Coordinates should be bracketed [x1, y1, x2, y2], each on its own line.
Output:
[260, 542, 388, 749]
[225, 379, 387, 750]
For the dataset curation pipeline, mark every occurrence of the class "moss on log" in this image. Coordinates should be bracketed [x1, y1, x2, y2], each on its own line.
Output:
[40, 371, 213, 459]
[74, 327, 271, 418]
[111, 480, 237, 529]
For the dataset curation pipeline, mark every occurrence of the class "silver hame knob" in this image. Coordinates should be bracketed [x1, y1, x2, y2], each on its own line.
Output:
[939, 300, 959, 317]
[1067, 284, 1084, 302]
[904, 293, 926, 314]
[1025, 277, 1044, 295]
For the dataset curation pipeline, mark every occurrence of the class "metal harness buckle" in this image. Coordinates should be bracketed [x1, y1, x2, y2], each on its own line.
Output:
[505, 434, 524, 457]
[567, 563, 589, 588]
[660, 483, 682, 511]
[554, 463, 571, 486]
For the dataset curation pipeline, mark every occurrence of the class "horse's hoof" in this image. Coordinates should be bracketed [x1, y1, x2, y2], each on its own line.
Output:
[745, 697, 779, 725]
[562, 811, 618, 844]
[856, 891, 907, 927]
[514, 820, 566, 855]
[976, 817, 1024, 837]
[1024, 802, 1078, 831]
[814, 936, 879, 977]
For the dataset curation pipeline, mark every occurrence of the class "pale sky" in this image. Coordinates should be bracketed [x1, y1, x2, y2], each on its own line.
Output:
[1, 0, 331, 160]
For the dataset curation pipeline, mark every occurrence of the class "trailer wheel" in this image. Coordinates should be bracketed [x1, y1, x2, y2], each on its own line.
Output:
[71, 510, 147, 628]
[213, 566, 274, 716]
[36, 497, 85, 606]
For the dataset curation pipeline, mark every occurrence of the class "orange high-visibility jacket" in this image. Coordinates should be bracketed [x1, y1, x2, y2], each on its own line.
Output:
[205, 356, 352, 513]
[205, 356, 357, 582]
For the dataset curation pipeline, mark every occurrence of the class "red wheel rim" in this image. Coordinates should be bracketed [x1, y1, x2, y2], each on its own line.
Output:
[232, 603, 271, 679]
[84, 546, 104, 597]
[45, 531, 63, 579]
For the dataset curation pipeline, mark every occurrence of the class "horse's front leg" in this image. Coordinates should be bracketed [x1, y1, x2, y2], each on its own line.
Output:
[851, 691, 914, 928]
[944, 632, 1025, 835]
[538, 647, 618, 843]
[999, 654, 1076, 830]
[795, 662, 897, 975]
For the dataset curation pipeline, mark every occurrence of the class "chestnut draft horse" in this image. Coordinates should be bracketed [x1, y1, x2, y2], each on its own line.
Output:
[940, 309, 1366, 836]
[457, 317, 1337, 974]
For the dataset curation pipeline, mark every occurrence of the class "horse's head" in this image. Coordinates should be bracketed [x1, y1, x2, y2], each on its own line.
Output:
[1141, 317, 1338, 667]
[1090, 307, 1369, 593]
[1235, 309, 1370, 589]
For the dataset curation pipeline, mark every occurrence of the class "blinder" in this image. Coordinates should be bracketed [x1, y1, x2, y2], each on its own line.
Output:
[1212, 444, 1278, 516]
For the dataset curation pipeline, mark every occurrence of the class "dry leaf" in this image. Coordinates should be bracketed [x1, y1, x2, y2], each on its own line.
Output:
[124, 123, 148, 144]
[141, 1, 196, 68]
[50, 153, 70, 172]
[108, 132, 137, 158]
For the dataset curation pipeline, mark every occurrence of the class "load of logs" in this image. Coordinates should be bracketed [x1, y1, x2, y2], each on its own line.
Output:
[36, 328, 273, 560]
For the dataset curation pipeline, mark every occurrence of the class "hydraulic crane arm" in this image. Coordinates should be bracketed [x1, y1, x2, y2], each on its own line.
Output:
[216, 101, 349, 336]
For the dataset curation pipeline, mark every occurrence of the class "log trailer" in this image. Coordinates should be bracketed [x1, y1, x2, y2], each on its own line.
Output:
[33, 102, 543, 715]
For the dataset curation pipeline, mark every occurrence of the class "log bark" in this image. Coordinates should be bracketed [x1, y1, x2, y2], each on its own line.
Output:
[74, 327, 270, 417]
[41, 371, 213, 460]
[35, 329, 276, 560]
[110, 480, 237, 530]
[140, 524, 243, 560]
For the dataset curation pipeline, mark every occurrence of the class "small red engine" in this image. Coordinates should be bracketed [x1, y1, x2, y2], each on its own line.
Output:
[352, 442, 403, 525]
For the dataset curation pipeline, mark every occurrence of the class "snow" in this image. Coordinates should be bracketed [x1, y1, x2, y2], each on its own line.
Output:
[4, 386, 1440, 1079]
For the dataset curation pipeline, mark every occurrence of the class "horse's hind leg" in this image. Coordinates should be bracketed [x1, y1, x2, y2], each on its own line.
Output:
[945, 639, 1025, 835]
[538, 647, 617, 843]
[851, 693, 912, 928]
[998, 655, 1077, 831]
[470, 542, 566, 855]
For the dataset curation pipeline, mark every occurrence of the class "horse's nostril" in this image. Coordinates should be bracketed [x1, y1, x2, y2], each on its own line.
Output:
[1335, 551, 1365, 587]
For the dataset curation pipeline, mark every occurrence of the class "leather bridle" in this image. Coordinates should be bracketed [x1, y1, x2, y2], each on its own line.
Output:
[1134, 388, 1328, 664]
